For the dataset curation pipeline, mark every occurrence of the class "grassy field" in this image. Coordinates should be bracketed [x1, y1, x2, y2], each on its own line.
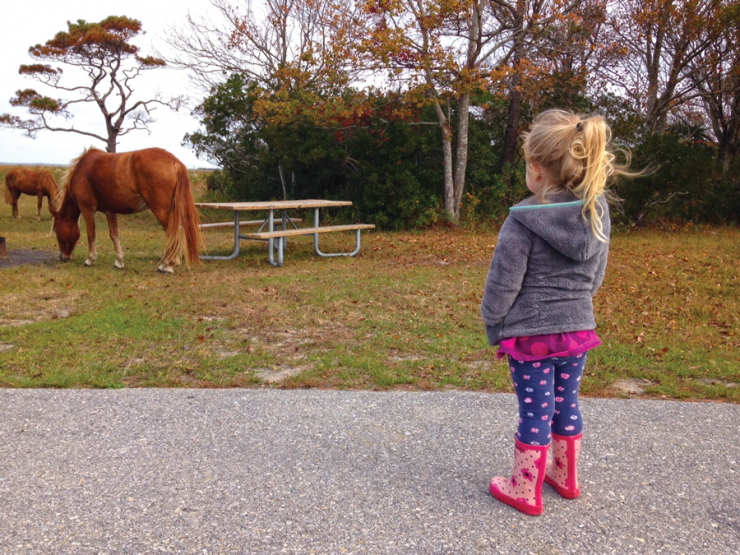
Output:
[1, 174, 738, 401]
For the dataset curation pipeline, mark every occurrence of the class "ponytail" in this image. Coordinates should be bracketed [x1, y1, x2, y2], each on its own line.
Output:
[569, 116, 612, 242]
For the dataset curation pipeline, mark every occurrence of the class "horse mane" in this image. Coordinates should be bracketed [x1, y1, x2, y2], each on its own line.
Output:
[58, 147, 99, 207]
[40, 170, 61, 209]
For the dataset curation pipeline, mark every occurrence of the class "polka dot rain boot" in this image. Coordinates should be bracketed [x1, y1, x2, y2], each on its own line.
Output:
[490, 437, 549, 516]
[545, 432, 582, 499]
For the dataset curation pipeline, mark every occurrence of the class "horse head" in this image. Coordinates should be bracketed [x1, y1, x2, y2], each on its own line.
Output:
[51, 207, 80, 262]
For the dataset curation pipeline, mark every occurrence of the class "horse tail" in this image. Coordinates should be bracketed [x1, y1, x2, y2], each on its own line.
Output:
[4, 170, 16, 205]
[162, 163, 205, 267]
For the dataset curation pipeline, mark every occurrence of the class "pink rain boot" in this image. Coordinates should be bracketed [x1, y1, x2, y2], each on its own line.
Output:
[490, 437, 549, 516]
[545, 432, 582, 499]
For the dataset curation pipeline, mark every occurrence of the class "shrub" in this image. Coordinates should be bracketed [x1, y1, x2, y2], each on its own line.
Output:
[615, 134, 740, 225]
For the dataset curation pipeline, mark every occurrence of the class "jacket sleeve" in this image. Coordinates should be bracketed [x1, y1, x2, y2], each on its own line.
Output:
[591, 242, 609, 296]
[480, 217, 532, 330]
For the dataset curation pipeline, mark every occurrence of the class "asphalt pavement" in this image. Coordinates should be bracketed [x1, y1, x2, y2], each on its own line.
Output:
[1, 389, 738, 554]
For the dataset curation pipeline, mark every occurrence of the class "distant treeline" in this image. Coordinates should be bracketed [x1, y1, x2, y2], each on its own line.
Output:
[174, 0, 740, 229]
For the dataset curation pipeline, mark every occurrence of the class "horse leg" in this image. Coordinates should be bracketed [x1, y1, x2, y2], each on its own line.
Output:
[81, 209, 98, 267]
[36, 192, 44, 221]
[12, 192, 20, 219]
[148, 204, 177, 274]
[105, 212, 125, 269]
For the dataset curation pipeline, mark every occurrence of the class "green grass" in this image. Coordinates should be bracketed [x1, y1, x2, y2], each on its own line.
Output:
[1, 187, 738, 401]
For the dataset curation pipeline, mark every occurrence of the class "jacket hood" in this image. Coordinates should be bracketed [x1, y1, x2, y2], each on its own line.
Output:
[508, 191, 609, 261]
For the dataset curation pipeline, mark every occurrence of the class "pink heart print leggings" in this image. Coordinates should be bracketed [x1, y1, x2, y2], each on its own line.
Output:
[508, 353, 587, 445]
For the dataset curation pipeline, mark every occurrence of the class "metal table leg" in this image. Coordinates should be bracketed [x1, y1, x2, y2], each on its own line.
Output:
[267, 209, 283, 267]
[313, 208, 364, 257]
[200, 211, 242, 260]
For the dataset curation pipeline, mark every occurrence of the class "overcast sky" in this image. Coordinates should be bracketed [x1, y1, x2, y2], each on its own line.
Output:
[0, 1, 219, 168]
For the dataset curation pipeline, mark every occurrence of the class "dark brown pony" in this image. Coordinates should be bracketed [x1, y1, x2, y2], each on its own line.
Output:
[52, 147, 205, 273]
[4, 168, 60, 220]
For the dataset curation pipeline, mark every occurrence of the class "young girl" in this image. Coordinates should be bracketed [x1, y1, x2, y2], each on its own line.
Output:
[481, 110, 630, 516]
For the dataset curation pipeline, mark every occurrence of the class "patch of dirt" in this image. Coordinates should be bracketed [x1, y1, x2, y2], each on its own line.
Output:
[0, 341, 16, 352]
[0, 291, 81, 327]
[387, 348, 424, 363]
[258, 329, 316, 350]
[464, 360, 493, 371]
[612, 378, 653, 395]
[0, 319, 35, 327]
[232, 326, 336, 356]
[124, 357, 146, 368]
[0, 249, 57, 269]
[0, 309, 74, 327]
[697, 378, 738, 388]
[253, 364, 309, 383]
[215, 349, 241, 359]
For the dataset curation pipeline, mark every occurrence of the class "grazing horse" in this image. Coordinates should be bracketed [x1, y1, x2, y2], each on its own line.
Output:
[51, 147, 205, 273]
[4, 168, 60, 220]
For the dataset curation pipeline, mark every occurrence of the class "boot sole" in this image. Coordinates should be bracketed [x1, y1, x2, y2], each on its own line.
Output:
[544, 475, 580, 499]
[490, 482, 543, 516]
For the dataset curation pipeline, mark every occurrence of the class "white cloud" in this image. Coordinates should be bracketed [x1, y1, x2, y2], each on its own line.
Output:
[0, 0, 219, 168]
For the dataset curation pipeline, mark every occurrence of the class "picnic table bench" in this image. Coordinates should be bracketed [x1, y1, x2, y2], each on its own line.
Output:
[195, 200, 375, 267]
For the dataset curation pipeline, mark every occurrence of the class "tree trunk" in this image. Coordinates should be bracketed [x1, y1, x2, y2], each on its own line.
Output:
[432, 101, 456, 222]
[278, 164, 289, 200]
[718, 143, 732, 172]
[644, 4, 672, 136]
[500, 80, 523, 170]
[499, 65, 523, 207]
[105, 118, 118, 153]
[645, 94, 660, 135]
[700, 79, 739, 173]
[647, 92, 671, 135]
[452, 93, 471, 218]
[106, 133, 117, 153]
[499, 4, 525, 206]
[718, 127, 738, 172]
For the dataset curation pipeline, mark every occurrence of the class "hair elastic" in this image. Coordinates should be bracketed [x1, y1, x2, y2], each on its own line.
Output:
[576, 122, 583, 132]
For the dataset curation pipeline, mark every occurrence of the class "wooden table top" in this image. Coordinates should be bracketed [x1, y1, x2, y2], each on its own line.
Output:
[195, 200, 353, 211]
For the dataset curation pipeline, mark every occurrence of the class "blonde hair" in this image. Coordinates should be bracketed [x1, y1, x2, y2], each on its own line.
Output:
[521, 110, 632, 242]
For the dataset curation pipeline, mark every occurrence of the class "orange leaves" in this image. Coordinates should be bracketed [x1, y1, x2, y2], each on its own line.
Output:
[34, 17, 144, 61]
[18, 64, 59, 76]
[136, 56, 166, 68]
[24, 17, 157, 72]
[9, 89, 64, 114]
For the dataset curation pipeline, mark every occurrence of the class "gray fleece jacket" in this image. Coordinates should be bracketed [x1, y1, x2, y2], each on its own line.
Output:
[481, 191, 610, 346]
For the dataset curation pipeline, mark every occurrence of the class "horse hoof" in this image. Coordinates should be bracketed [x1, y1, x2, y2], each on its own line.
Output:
[114, 263, 124, 270]
[156, 266, 174, 274]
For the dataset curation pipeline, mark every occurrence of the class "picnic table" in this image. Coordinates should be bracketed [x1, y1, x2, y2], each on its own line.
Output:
[195, 200, 375, 267]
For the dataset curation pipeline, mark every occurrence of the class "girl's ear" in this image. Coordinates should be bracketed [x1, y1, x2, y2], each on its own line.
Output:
[528, 162, 543, 181]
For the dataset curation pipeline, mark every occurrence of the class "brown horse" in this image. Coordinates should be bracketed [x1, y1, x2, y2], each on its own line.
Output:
[51, 147, 205, 273]
[4, 168, 60, 220]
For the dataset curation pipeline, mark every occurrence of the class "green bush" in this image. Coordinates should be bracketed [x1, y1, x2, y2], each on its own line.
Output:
[186, 75, 739, 228]
[615, 134, 740, 225]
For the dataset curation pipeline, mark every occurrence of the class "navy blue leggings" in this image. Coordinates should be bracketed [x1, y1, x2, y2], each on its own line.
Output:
[509, 354, 587, 446]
